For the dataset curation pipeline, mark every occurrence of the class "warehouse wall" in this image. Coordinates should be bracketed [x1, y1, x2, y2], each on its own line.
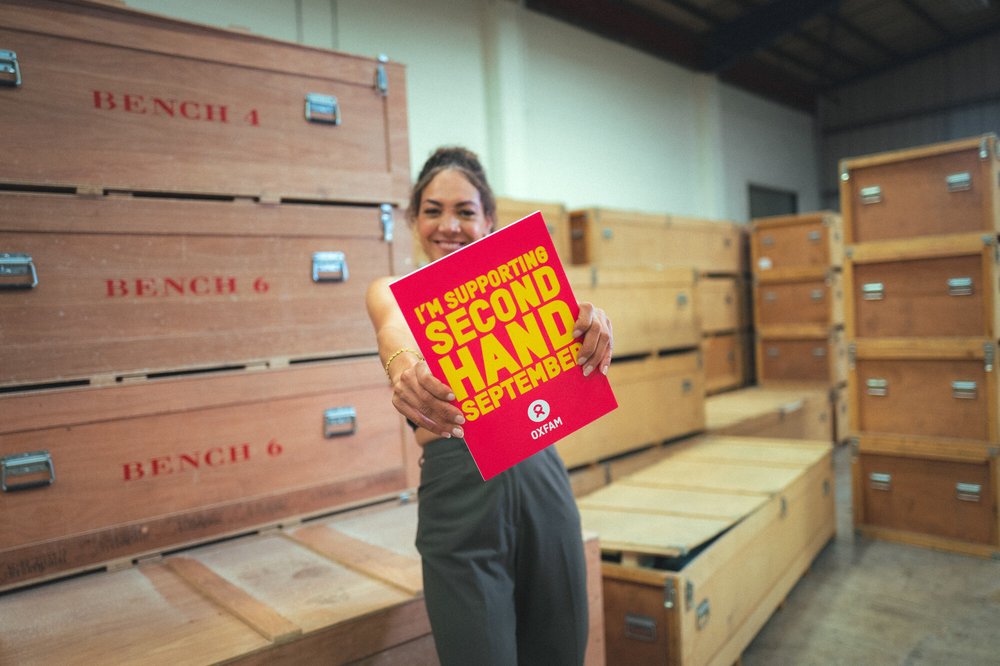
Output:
[122, 0, 821, 222]
[819, 31, 1000, 210]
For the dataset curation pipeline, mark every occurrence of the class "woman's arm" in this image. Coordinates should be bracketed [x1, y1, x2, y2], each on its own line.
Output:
[574, 302, 614, 377]
[366, 277, 467, 439]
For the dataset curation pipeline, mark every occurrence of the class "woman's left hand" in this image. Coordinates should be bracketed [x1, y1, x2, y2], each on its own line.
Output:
[573, 302, 613, 377]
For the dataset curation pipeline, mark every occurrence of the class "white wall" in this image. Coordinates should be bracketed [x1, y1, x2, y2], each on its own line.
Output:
[122, 0, 820, 223]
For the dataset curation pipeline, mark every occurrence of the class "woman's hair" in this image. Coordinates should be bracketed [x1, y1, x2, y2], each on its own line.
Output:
[407, 146, 496, 227]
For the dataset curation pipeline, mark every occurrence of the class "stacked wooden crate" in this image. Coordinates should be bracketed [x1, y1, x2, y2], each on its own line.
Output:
[840, 134, 1000, 558]
[558, 208, 749, 490]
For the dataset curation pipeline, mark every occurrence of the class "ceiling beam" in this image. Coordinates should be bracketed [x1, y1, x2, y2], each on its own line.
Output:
[703, 0, 842, 71]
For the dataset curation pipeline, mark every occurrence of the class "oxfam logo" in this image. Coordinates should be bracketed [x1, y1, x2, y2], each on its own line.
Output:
[528, 399, 551, 423]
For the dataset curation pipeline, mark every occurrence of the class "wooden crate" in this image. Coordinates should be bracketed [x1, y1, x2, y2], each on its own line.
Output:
[852, 435, 999, 558]
[0, 358, 414, 591]
[556, 352, 705, 470]
[705, 383, 833, 443]
[844, 233, 999, 340]
[0, 191, 410, 387]
[569, 208, 744, 274]
[0, 500, 607, 665]
[839, 134, 1000, 244]
[567, 266, 699, 356]
[756, 327, 847, 385]
[754, 270, 844, 330]
[750, 211, 843, 276]
[701, 331, 751, 395]
[696, 275, 749, 335]
[580, 435, 835, 665]
[848, 339, 999, 443]
[0, 0, 409, 204]
[495, 196, 571, 262]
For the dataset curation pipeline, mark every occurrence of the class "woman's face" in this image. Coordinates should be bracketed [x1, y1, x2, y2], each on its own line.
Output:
[415, 168, 493, 262]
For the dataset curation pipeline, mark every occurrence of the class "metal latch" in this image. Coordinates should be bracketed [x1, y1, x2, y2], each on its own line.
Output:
[663, 578, 677, 609]
[862, 282, 884, 300]
[860, 185, 882, 205]
[761, 235, 775, 247]
[866, 378, 888, 397]
[624, 614, 657, 642]
[807, 230, 822, 243]
[767, 346, 780, 358]
[869, 472, 891, 491]
[764, 290, 777, 302]
[2, 451, 55, 492]
[956, 482, 982, 502]
[812, 346, 827, 357]
[375, 54, 389, 96]
[304, 93, 341, 125]
[0, 253, 38, 289]
[323, 406, 357, 438]
[695, 599, 711, 630]
[947, 277, 973, 296]
[811, 288, 824, 301]
[676, 292, 688, 307]
[946, 172, 972, 192]
[951, 380, 978, 400]
[312, 251, 348, 282]
[380, 204, 394, 242]
[0, 50, 21, 87]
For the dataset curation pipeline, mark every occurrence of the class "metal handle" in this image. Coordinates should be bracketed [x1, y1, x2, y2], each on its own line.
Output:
[304, 93, 341, 125]
[0, 253, 38, 289]
[810, 288, 824, 302]
[866, 378, 888, 397]
[812, 347, 827, 357]
[946, 172, 972, 192]
[764, 290, 777, 302]
[676, 292, 688, 307]
[312, 251, 348, 282]
[869, 472, 891, 491]
[862, 282, 884, 301]
[375, 54, 389, 96]
[380, 204, 394, 242]
[947, 277, 973, 297]
[860, 185, 882, 205]
[323, 407, 357, 438]
[0, 50, 21, 87]
[2, 451, 55, 492]
[956, 482, 981, 502]
[624, 614, 657, 642]
[761, 235, 775, 247]
[951, 380, 978, 400]
[767, 346, 780, 358]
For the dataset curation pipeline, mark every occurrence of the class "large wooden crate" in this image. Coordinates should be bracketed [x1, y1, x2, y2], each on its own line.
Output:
[569, 208, 744, 274]
[705, 383, 833, 443]
[756, 327, 847, 385]
[848, 339, 999, 443]
[754, 270, 844, 330]
[0, 0, 410, 204]
[567, 266, 699, 356]
[0, 499, 607, 665]
[750, 211, 843, 275]
[0, 191, 409, 387]
[557, 352, 705, 470]
[852, 435, 999, 558]
[495, 196, 571, 261]
[839, 134, 1000, 244]
[0, 358, 415, 591]
[844, 233, 999, 340]
[580, 435, 835, 665]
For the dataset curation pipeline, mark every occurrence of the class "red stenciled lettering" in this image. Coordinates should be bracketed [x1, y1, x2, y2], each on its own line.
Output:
[150, 456, 172, 476]
[190, 276, 210, 296]
[106, 279, 129, 297]
[243, 109, 259, 126]
[123, 94, 146, 114]
[134, 277, 158, 297]
[179, 101, 201, 120]
[93, 90, 117, 111]
[153, 98, 175, 117]
[232, 443, 252, 462]
[204, 447, 225, 466]
[163, 277, 185, 296]
[122, 462, 144, 481]
[216, 277, 237, 295]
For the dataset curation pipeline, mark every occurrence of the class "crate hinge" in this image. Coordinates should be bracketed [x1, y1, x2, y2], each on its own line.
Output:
[984, 343, 994, 372]
[849, 437, 860, 455]
[839, 163, 850, 182]
[0, 50, 21, 87]
[685, 580, 694, 610]
[375, 54, 389, 96]
[380, 203, 394, 242]
[980, 136, 990, 160]
[848, 342, 856, 368]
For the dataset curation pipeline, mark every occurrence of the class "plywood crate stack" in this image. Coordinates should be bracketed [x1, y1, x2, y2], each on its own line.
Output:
[0, 1, 432, 662]
[570, 207, 751, 398]
[840, 133, 1000, 558]
[495, 196, 572, 261]
[578, 435, 835, 665]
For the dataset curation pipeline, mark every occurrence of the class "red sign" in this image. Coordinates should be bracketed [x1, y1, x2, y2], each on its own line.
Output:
[390, 212, 617, 480]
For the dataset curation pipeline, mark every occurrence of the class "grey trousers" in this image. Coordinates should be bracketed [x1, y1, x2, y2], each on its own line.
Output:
[416, 438, 588, 666]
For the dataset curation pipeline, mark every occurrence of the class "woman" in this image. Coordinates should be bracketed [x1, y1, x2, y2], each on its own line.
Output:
[366, 146, 613, 665]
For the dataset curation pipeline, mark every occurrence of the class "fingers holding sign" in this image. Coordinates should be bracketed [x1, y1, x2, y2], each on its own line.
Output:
[391, 359, 466, 439]
[573, 301, 613, 377]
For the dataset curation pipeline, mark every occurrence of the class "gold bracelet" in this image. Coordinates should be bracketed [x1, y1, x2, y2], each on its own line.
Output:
[384, 347, 423, 378]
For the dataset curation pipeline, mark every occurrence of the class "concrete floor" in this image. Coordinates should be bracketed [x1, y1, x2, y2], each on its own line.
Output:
[740, 444, 1000, 666]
